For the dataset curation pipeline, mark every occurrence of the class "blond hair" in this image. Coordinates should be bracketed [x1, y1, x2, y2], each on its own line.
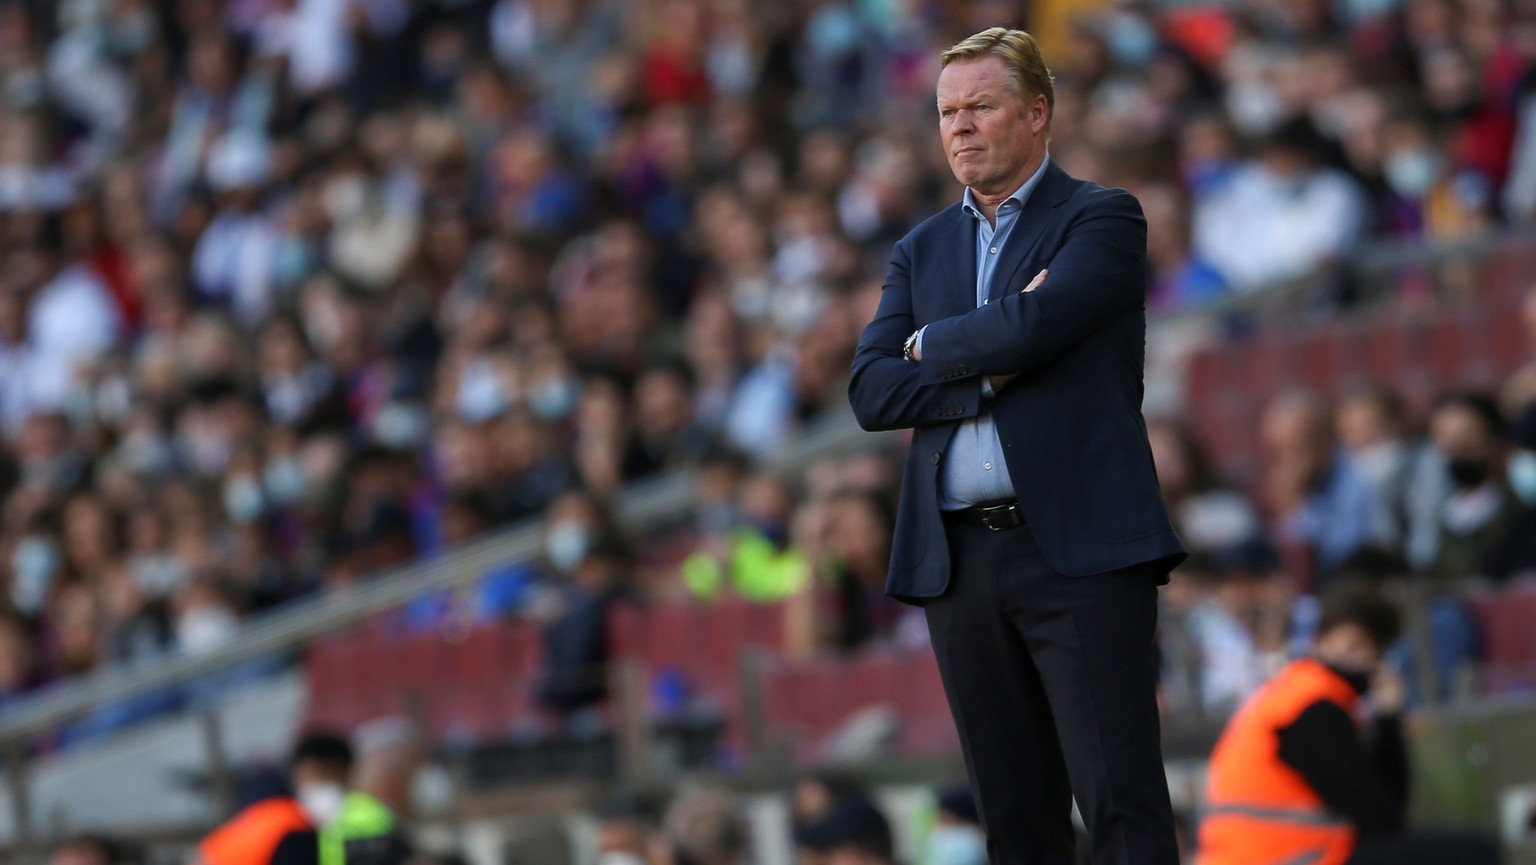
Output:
[940, 27, 1055, 118]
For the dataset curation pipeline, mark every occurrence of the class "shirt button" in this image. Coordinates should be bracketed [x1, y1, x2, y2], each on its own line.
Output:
[989, 247, 998, 254]
[984, 462, 992, 470]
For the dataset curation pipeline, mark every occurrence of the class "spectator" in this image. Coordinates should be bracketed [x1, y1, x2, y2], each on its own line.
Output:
[1334, 384, 1446, 569]
[796, 795, 895, 865]
[593, 793, 666, 865]
[1138, 182, 1229, 312]
[662, 788, 749, 865]
[927, 783, 986, 865]
[1147, 419, 1262, 555]
[1262, 391, 1393, 581]
[682, 470, 810, 604]
[49, 835, 132, 865]
[534, 535, 631, 722]
[1194, 119, 1367, 291]
[1425, 393, 1526, 582]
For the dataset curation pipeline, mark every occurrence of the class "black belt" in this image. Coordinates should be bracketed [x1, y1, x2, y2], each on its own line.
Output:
[943, 501, 1024, 531]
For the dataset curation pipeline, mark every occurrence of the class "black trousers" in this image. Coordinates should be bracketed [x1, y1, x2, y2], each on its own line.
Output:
[924, 516, 1178, 865]
[1347, 831, 1502, 865]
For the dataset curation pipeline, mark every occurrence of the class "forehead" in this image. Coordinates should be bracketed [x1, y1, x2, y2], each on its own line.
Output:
[937, 56, 1014, 103]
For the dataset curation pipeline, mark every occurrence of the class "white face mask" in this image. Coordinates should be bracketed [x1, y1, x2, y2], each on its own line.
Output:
[297, 782, 347, 826]
[929, 824, 988, 865]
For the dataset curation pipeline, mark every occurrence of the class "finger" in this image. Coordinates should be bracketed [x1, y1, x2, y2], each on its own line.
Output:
[1024, 268, 1048, 292]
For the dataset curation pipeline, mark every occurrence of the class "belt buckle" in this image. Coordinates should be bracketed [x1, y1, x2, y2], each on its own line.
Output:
[980, 504, 1014, 531]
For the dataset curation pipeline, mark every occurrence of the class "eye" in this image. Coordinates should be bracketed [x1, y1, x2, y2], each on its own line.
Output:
[977, 105, 992, 112]
[940, 108, 955, 118]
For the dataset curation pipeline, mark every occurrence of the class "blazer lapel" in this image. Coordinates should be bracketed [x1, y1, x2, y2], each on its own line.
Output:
[932, 205, 978, 320]
[985, 160, 1076, 304]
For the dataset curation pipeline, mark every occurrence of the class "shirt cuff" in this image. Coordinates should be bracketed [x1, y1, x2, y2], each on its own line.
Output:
[980, 376, 995, 398]
[915, 325, 927, 356]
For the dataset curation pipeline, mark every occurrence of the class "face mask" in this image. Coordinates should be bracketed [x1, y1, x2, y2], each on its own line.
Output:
[11, 539, 57, 615]
[24, 454, 84, 492]
[1105, 15, 1158, 68]
[272, 238, 316, 288]
[1509, 451, 1536, 504]
[372, 401, 430, 449]
[264, 457, 308, 505]
[456, 360, 512, 422]
[529, 377, 579, 420]
[120, 433, 174, 476]
[133, 553, 188, 598]
[930, 825, 988, 865]
[1327, 663, 1374, 696]
[546, 522, 591, 573]
[176, 606, 239, 655]
[223, 476, 266, 523]
[109, 11, 157, 54]
[296, 782, 347, 826]
[1447, 458, 1491, 491]
[1351, 442, 1404, 487]
[1384, 148, 1442, 198]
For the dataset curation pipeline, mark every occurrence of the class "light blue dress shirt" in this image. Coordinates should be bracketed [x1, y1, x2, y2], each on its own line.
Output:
[920, 155, 1051, 510]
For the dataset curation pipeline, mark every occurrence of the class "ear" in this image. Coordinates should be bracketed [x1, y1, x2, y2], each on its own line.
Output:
[1030, 94, 1049, 133]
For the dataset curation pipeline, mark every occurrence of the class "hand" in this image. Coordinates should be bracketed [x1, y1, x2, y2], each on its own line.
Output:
[989, 373, 1018, 391]
[1372, 665, 1408, 716]
[1023, 268, 1048, 292]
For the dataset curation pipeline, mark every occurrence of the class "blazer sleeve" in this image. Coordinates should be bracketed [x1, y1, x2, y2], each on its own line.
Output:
[915, 189, 1147, 382]
[849, 235, 984, 432]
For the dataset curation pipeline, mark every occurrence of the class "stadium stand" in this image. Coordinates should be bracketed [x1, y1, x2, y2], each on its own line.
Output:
[1, 0, 1536, 861]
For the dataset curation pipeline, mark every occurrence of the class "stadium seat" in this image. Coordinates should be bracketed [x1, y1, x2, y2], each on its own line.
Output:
[1466, 579, 1536, 696]
[760, 648, 958, 764]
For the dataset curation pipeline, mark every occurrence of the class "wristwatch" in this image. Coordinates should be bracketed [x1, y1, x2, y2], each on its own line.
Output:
[903, 330, 920, 362]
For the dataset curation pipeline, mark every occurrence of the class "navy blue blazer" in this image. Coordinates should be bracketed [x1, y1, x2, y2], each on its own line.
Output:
[849, 162, 1187, 602]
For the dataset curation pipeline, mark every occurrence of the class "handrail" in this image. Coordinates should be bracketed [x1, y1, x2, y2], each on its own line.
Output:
[0, 407, 895, 744]
[1152, 228, 1536, 331]
[4, 226, 1532, 745]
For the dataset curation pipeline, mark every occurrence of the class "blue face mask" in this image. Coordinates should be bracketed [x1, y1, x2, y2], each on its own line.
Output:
[546, 522, 591, 573]
[223, 477, 266, 524]
[529, 378, 579, 421]
[1509, 451, 1536, 505]
[11, 539, 58, 615]
[930, 825, 988, 865]
[263, 457, 307, 505]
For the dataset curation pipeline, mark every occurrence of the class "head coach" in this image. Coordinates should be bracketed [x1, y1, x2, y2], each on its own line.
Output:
[848, 27, 1188, 865]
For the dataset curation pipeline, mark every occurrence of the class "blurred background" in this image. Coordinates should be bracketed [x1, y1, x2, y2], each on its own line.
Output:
[0, 0, 1535, 862]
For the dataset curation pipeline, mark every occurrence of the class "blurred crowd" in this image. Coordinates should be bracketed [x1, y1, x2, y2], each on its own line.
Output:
[1151, 302, 1536, 715]
[46, 767, 1044, 865]
[4, 0, 1536, 745]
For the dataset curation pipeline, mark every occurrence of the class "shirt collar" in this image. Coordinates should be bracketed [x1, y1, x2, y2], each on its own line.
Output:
[962, 153, 1051, 221]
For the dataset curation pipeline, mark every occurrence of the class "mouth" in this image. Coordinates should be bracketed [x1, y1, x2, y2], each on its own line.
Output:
[954, 147, 981, 158]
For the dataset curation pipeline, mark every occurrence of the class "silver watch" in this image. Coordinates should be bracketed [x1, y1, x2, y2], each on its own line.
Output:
[903, 330, 920, 362]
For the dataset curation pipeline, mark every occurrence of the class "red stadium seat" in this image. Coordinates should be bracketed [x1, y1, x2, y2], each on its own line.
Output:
[1467, 580, 1536, 696]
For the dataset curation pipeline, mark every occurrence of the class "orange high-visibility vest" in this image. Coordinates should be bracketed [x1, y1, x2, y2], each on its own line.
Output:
[1196, 658, 1361, 865]
[195, 797, 312, 865]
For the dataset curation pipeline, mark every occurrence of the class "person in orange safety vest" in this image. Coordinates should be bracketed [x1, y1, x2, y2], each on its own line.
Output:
[1196, 580, 1501, 865]
[192, 733, 353, 865]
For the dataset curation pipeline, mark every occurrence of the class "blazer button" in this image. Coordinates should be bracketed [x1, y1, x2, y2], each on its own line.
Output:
[932, 452, 941, 465]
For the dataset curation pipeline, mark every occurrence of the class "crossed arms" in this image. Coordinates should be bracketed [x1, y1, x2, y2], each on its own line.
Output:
[848, 189, 1148, 432]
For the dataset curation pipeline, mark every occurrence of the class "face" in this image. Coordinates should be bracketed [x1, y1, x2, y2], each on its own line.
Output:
[937, 57, 1049, 196]
[1430, 403, 1496, 463]
[1314, 622, 1383, 674]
